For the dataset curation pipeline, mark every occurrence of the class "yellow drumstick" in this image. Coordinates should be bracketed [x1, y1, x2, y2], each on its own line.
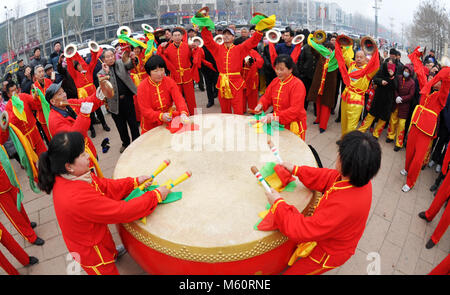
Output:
[138, 159, 171, 190]
[162, 171, 192, 189]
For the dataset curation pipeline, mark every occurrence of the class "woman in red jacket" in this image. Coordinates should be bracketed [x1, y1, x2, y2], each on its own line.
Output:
[136, 55, 189, 134]
[254, 54, 307, 140]
[38, 132, 170, 275]
[263, 131, 381, 275]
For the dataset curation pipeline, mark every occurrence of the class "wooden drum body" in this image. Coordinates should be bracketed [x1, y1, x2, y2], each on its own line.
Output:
[114, 114, 318, 274]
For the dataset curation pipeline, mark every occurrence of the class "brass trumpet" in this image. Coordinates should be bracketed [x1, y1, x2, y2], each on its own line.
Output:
[265, 28, 281, 44]
[89, 41, 100, 53]
[117, 25, 132, 37]
[188, 36, 204, 48]
[313, 30, 326, 44]
[214, 34, 224, 45]
[142, 24, 154, 34]
[360, 36, 377, 56]
[292, 34, 305, 45]
[336, 34, 353, 47]
[64, 43, 78, 59]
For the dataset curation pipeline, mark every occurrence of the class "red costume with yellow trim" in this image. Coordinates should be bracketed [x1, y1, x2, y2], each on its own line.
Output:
[0, 128, 39, 245]
[48, 94, 103, 176]
[201, 27, 263, 114]
[405, 47, 450, 188]
[136, 76, 189, 134]
[270, 166, 372, 275]
[33, 78, 53, 140]
[0, 221, 32, 275]
[52, 173, 162, 275]
[242, 49, 264, 111]
[158, 41, 198, 115]
[5, 93, 47, 156]
[258, 74, 307, 140]
[66, 49, 102, 99]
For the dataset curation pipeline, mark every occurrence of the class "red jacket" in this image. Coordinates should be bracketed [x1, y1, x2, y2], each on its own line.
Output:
[201, 28, 263, 92]
[53, 173, 160, 268]
[33, 78, 53, 125]
[242, 49, 264, 91]
[67, 50, 102, 97]
[258, 74, 307, 126]
[48, 94, 102, 158]
[5, 93, 46, 155]
[272, 166, 372, 268]
[136, 76, 189, 133]
[158, 41, 198, 84]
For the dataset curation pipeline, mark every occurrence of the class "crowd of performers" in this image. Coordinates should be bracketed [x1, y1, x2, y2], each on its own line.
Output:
[0, 9, 449, 275]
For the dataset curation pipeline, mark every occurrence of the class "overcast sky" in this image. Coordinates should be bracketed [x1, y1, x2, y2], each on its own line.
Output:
[0, 0, 444, 33]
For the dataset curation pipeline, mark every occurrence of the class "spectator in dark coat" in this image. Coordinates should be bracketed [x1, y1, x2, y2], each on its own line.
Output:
[29, 47, 48, 69]
[16, 59, 26, 86]
[20, 66, 33, 94]
[386, 63, 415, 151]
[49, 41, 62, 70]
[358, 61, 397, 138]
[297, 29, 315, 111]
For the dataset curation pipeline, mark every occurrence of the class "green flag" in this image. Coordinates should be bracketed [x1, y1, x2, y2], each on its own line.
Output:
[124, 185, 182, 204]
[32, 88, 51, 137]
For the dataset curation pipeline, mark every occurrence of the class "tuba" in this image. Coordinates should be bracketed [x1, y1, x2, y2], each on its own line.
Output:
[336, 34, 353, 47]
[292, 34, 305, 45]
[214, 34, 224, 45]
[64, 43, 78, 59]
[0, 111, 9, 130]
[89, 41, 100, 53]
[265, 28, 281, 44]
[142, 24, 154, 34]
[117, 25, 132, 37]
[313, 30, 326, 44]
[188, 36, 204, 48]
[360, 36, 377, 56]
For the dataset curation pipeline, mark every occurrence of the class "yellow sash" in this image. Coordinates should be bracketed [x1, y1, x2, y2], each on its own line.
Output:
[9, 124, 38, 179]
[219, 72, 241, 99]
[84, 138, 103, 178]
[77, 83, 94, 99]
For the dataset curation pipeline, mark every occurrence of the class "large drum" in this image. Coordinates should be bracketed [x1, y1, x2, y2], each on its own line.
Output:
[114, 114, 318, 274]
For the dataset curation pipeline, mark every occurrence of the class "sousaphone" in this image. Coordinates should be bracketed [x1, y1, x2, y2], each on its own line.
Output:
[214, 34, 224, 45]
[336, 34, 353, 47]
[195, 6, 209, 18]
[188, 36, 204, 48]
[117, 25, 132, 37]
[0, 111, 9, 130]
[142, 24, 154, 34]
[89, 41, 100, 52]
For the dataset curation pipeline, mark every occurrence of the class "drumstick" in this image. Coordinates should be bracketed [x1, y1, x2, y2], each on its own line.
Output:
[267, 139, 283, 163]
[59, 102, 81, 107]
[162, 171, 192, 189]
[251, 166, 272, 193]
[138, 159, 171, 190]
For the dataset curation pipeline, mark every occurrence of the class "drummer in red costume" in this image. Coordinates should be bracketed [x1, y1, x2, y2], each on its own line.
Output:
[264, 131, 381, 275]
[158, 28, 198, 116]
[136, 55, 189, 134]
[254, 55, 307, 141]
[45, 82, 104, 177]
[4, 81, 47, 156]
[130, 45, 149, 122]
[38, 132, 171, 275]
[33, 65, 53, 142]
[201, 26, 263, 115]
[400, 47, 450, 192]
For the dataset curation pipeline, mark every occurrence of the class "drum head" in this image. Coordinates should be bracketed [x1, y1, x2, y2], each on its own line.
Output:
[114, 114, 317, 250]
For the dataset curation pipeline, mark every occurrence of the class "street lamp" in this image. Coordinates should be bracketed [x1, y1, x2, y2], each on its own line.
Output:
[373, 0, 381, 39]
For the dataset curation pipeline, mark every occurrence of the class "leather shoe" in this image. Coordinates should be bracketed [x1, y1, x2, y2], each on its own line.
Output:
[30, 222, 37, 229]
[120, 145, 127, 153]
[386, 138, 394, 143]
[319, 128, 325, 133]
[28, 256, 39, 265]
[394, 146, 401, 152]
[206, 101, 214, 108]
[425, 239, 435, 249]
[102, 124, 111, 132]
[33, 237, 45, 246]
[418, 211, 431, 222]
[430, 183, 438, 191]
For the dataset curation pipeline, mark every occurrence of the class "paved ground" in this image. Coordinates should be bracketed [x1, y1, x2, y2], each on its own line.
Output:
[1, 55, 449, 275]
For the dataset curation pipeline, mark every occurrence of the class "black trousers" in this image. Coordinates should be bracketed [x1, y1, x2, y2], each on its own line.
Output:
[90, 107, 107, 129]
[111, 95, 140, 147]
[431, 125, 450, 164]
[201, 68, 218, 104]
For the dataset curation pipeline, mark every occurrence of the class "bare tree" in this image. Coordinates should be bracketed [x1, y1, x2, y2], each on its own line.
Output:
[411, 0, 449, 58]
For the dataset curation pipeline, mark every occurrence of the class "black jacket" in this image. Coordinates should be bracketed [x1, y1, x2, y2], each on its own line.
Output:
[368, 62, 398, 121]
